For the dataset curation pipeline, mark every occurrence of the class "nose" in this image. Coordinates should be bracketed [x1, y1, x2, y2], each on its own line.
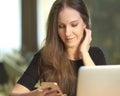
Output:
[65, 26, 71, 36]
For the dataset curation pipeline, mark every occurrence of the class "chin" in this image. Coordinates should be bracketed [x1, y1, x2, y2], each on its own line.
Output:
[66, 42, 80, 49]
[66, 44, 76, 49]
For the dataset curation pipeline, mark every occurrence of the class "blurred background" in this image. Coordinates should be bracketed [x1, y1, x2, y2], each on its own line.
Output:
[0, 0, 120, 95]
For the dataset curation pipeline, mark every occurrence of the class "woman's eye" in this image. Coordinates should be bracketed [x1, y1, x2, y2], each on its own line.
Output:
[58, 24, 65, 28]
[71, 23, 78, 27]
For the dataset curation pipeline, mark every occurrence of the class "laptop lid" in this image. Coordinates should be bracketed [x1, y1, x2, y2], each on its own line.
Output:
[76, 65, 120, 96]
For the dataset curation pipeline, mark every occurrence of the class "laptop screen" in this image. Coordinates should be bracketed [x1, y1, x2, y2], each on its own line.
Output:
[76, 65, 120, 96]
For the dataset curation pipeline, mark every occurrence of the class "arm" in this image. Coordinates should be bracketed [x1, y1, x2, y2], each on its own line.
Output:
[10, 84, 67, 96]
[9, 53, 67, 96]
[9, 83, 57, 96]
[9, 53, 42, 96]
[81, 51, 95, 66]
[10, 84, 34, 96]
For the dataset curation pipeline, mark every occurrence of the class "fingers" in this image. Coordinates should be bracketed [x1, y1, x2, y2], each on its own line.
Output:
[37, 86, 52, 96]
[37, 86, 61, 96]
[84, 28, 92, 43]
[79, 28, 92, 54]
[84, 28, 92, 51]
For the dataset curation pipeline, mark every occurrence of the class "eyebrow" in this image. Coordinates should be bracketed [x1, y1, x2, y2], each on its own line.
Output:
[70, 20, 80, 23]
[58, 19, 80, 24]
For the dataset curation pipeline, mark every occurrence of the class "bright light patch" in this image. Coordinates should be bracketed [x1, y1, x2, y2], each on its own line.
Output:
[0, 0, 21, 53]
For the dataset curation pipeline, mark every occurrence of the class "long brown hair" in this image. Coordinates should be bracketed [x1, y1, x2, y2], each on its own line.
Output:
[38, 0, 90, 95]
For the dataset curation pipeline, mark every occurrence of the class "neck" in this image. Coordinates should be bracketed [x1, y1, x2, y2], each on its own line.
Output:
[66, 47, 81, 60]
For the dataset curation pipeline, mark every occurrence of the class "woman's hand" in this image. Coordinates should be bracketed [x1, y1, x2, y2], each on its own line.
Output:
[79, 28, 92, 55]
[79, 28, 95, 66]
[36, 86, 59, 96]
[36, 86, 67, 96]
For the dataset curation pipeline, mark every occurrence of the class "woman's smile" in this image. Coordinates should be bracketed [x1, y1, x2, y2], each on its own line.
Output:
[66, 37, 75, 42]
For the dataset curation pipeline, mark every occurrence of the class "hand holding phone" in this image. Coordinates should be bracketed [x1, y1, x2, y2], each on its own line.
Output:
[41, 82, 62, 95]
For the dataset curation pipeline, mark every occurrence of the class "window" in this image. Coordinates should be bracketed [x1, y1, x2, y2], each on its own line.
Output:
[37, 0, 55, 48]
[0, 0, 21, 55]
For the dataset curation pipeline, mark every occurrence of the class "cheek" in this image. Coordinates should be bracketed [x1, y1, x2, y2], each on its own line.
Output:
[80, 29, 84, 38]
[58, 31, 65, 41]
[75, 27, 84, 38]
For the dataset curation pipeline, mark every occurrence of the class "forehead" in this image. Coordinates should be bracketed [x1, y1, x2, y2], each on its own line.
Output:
[58, 7, 82, 22]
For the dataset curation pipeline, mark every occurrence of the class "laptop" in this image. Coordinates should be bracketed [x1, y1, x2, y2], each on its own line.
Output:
[76, 65, 120, 96]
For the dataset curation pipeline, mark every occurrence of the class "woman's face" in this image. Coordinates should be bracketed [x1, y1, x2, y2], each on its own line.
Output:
[57, 7, 86, 49]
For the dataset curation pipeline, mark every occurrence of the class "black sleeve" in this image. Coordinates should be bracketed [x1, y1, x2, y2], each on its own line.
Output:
[89, 46, 107, 65]
[17, 53, 39, 91]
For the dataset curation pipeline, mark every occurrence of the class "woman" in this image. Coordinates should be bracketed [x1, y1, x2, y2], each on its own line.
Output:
[10, 0, 106, 96]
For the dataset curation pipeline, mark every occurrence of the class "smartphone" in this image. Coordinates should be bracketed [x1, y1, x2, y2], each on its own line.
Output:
[41, 82, 62, 95]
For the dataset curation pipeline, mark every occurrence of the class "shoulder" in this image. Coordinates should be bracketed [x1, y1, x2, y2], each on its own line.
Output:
[33, 49, 42, 59]
[89, 46, 106, 65]
[89, 46, 105, 57]
[28, 50, 41, 67]
[89, 46, 103, 53]
[34, 51, 41, 58]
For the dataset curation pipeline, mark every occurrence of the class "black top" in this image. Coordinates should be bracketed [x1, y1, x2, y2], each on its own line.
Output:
[17, 47, 106, 91]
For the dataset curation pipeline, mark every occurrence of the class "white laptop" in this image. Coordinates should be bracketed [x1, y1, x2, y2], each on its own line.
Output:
[76, 65, 120, 96]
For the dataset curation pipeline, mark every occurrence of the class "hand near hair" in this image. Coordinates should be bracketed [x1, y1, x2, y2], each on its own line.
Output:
[79, 28, 95, 66]
[79, 28, 92, 54]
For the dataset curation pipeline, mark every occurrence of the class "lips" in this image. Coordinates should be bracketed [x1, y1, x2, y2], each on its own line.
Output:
[66, 37, 75, 42]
